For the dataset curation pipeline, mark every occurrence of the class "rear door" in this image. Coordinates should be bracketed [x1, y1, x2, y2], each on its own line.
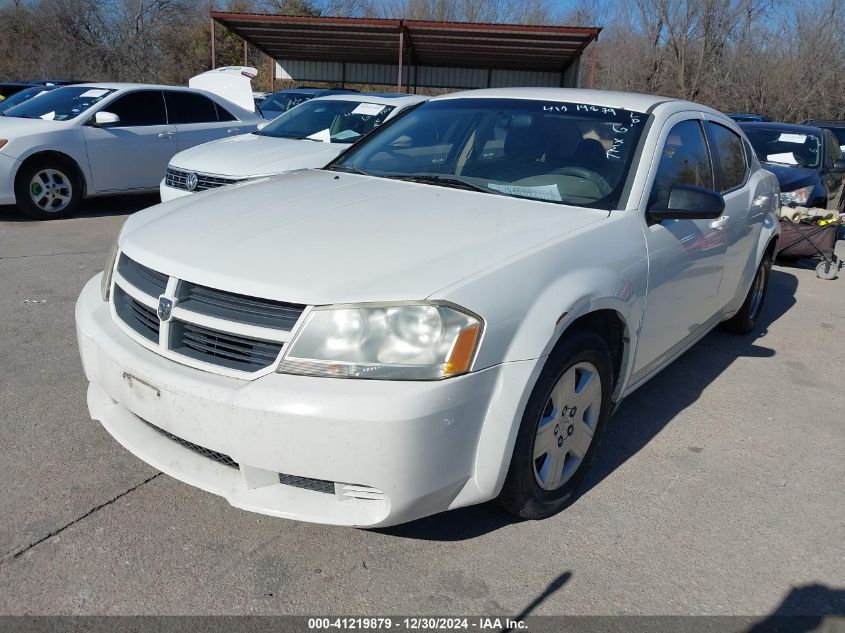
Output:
[164, 90, 245, 152]
[82, 90, 176, 192]
[702, 118, 754, 310]
[633, 115, 729, 376]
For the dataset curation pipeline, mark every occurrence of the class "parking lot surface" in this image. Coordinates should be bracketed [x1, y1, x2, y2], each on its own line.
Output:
[0, 198, 843, 617]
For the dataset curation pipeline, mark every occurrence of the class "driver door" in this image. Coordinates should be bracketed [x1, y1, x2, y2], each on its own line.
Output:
[632, 115, 729, 377]
[82, 90, 176, 192]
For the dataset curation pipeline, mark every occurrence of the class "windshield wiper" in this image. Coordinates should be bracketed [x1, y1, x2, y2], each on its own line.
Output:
[384, 174, 500, 195]
[329, 165, 373, 176]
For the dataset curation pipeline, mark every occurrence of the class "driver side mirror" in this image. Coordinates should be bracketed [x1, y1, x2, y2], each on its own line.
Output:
[647, 184, 725, 223]
[92, 111, 120, 127]
[831, 158, 845, 173]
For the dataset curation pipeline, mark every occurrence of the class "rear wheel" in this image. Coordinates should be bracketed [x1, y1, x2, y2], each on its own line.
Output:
[14, 159, 81, 220]
[497, 329, 613, 520]
[722, 254, 772, 334]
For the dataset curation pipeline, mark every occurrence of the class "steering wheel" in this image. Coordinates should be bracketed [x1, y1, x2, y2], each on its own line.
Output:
[552, 166, 612, 197]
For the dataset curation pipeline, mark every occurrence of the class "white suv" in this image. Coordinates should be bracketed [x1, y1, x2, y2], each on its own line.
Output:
[76, 88, 779, 527]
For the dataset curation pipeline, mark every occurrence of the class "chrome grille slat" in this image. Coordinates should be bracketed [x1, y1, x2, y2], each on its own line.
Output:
[165, 167, 241, 192]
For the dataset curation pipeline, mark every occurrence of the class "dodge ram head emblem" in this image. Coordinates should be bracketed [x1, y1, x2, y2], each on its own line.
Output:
[185, 172, 198, 191]
[157, 296, 174, 322]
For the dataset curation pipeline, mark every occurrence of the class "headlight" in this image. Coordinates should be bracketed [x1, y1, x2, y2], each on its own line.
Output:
[100, 241, 119, 301]
[780, 185, 814, 207]
[277, 302, 483, 380]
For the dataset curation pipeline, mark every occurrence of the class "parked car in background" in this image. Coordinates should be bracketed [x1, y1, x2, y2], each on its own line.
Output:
[160, 93, 426, 201]
[77, 88, 779, 528]
[258, 87, 358, 119]
[0, 85, 60, 114]
[741, 121, 845, 213]
[803, 119, 845, 153]
[0, 78, 261, 219]
[728, 113, 770, 123]
[0, 82, 38, 102]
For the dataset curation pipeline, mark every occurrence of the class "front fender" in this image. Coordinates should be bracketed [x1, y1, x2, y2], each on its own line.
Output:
[433, 213, 648, 499]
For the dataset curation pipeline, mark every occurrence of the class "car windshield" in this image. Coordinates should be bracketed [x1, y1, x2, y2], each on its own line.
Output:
[0, 87, 52, 114]
[743, 127, 822, 168]
[330, 98, 648, 209]
[3, 86, 115, 120]
[261, 91, 314, 113]
[257, 100, 397, 144]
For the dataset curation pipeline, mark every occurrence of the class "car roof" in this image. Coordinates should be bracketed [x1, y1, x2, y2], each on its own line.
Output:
[430, 88, 680, 112]
[739, 121, 824, 135]
[308, 93, 428, 107]
[804, 119, 845, 127]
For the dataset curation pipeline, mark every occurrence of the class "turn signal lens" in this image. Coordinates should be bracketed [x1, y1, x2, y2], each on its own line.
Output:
[0, 140, 8, 151]
[444, 324, 481, 377]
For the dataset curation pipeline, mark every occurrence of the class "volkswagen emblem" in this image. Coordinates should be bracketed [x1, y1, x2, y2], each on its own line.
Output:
[185, 172, 198, 191]
[157, 296, 174, 322]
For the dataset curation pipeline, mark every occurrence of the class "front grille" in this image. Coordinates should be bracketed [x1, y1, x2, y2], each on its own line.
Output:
[165, 166, 242, 192]
[113, 286, 159, 342]
[178, 282, 304, 330]
[142, 419, 238, 469]
[170, 321, 283, 372]
[117, 253, 168, 296]
[112, 254, 293, 374]
[278, 473, 335, 494]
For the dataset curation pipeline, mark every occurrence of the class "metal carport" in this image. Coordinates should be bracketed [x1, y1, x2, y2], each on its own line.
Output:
[210, 13, 601, 92]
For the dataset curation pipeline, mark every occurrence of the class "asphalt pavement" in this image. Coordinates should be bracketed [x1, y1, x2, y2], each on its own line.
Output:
[0, 198, 843, 618]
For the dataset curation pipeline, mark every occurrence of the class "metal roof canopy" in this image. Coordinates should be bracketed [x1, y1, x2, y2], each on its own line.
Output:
[210, 13, 601, 91]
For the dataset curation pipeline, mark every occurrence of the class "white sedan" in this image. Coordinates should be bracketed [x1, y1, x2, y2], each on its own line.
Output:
[76, 88, 779, 527]
[160, 93, 427, 201]
[0, 81, 260, 219]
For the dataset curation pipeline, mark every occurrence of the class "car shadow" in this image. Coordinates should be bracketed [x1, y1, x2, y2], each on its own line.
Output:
[746, 583, 845, 632]
[384, 268, 799, 542]
[0, 193, 159, 222]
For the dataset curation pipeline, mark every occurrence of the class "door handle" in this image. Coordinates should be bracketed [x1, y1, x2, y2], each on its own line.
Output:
[226, 128, 240, 135]
[158, 131, 175, 139]
[710, 215, 730, 230]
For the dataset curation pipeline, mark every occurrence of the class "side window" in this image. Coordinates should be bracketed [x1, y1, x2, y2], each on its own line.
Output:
[705, 122, 748, 192]
[104, 91, 166, 127]
[165, 91, 219, 124]
[649, 119, 714, 211]
[824, 130, 841, 166]
[215, 103, 236, 122]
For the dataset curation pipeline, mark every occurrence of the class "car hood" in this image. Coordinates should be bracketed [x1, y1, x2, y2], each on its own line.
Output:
[121, 170, 607, 305]
[0, 115, 65, 136]
[169, 133, 346, 177]
[761, 162, 820, 192]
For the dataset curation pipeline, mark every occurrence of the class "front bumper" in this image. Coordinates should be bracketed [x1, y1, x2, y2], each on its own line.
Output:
[159, 179, 192, 202]
[0, 152, 20, 205]
[76, 275, 538, 527]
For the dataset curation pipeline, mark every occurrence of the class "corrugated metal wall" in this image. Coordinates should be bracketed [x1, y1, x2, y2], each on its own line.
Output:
[276, 60, 571, 89]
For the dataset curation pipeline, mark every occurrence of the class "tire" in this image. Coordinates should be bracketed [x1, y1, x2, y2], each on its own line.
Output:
[722, 254, 772, 334]
[14, 158, 81, 220]
[497, 329, 613, 520]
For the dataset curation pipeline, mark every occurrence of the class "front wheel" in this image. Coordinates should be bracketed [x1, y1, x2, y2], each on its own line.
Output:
[722, 254, 772, 334]
[497, 329, 613, 520]
[14, 160, 81, 220]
